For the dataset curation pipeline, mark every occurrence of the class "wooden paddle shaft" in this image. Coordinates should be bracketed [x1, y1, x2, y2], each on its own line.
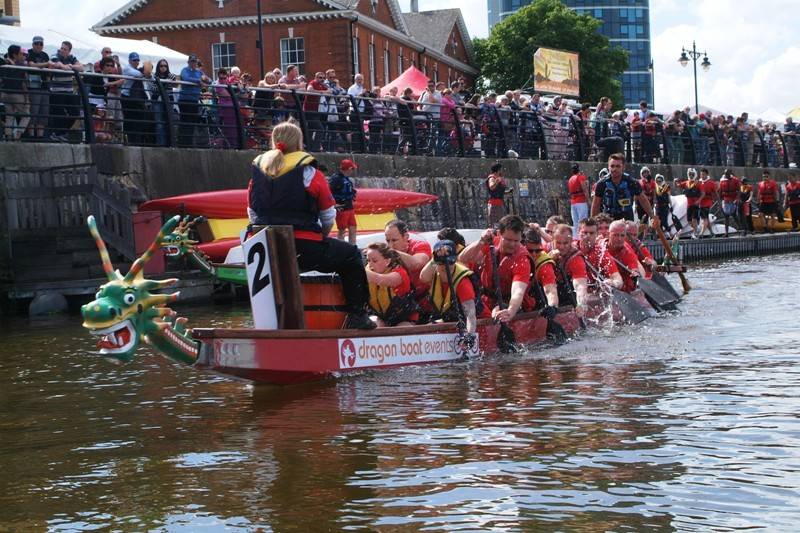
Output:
[654, 226, 691, 293]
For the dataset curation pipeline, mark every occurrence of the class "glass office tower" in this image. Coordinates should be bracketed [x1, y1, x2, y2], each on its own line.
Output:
[487, 0, 653, 107]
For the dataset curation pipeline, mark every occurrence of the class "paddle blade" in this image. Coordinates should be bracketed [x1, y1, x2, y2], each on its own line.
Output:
[612, 288, 654, 324]
[638, 278, 679, 311]
[650, 272, 682, 301]
[497, 323, 517, 354]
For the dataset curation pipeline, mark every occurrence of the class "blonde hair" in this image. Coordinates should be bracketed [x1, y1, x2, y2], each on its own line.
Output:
[258, 120, 303, 176]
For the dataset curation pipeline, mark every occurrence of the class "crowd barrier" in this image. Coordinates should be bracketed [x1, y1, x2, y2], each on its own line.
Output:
[2, 65, 798, 169]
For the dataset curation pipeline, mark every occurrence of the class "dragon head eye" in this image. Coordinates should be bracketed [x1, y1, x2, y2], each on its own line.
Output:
[123, 293, 136, 305]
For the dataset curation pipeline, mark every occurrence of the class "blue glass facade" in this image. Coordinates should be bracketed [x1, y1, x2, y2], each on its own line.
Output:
[487, 0, 653, 107]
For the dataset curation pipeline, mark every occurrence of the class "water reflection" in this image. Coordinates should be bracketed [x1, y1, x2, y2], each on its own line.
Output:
[1, 255, 799, 530]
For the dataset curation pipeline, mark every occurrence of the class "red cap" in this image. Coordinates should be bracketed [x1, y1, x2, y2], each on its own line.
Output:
[340, 159, 358, 170]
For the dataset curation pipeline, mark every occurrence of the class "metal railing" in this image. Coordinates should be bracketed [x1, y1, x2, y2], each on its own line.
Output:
[2, 65, 798, 168]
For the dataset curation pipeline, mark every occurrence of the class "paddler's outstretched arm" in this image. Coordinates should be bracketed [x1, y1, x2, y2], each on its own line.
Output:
[459, 228, 492, 266]
[590, 195, 602, 217]
[418, 259, 436, 284]
[635, 193, 659, 228]
[493, 280, 527, 323]
[462, 299, 477, 334]
[543, 283, 559, 308]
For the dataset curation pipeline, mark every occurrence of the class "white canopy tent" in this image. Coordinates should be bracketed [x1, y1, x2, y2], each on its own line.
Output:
[0, 25, 188, 69]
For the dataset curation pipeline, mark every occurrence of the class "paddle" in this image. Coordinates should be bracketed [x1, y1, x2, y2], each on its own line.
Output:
[654, 225, 691, 293]
[489, 245, 517, 354]
[625, 236, 682, 303]
[442, 259, 475, 354]
[583, 257, 653, 324]
[528, 272, 568, 343]
[607, 255, 678, 312]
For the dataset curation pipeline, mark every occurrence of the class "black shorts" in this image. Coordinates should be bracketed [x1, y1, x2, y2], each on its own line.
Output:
[699, 206, 711, 219]
[760, 202, 779, 216]
[687, 205, 700, 222]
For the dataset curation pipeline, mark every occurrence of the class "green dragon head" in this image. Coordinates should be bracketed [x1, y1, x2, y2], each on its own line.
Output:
[81, 215, 181, 362]
[161, 216, 205, 259]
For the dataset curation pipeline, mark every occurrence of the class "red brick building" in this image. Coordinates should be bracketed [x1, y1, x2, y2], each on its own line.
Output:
[91, 0, 476, 88]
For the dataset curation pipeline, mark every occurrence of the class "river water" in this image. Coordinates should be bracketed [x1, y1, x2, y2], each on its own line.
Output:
[2, 254, 799, 532]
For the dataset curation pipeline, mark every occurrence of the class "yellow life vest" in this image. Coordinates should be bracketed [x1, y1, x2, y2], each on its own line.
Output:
[533, 251, 555, 276]
[367, 267, 404, 319]
[429, 262, 473, 315]
[254, 150, 316, 177]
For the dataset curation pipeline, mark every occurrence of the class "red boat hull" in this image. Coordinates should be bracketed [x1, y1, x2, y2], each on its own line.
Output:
[191, 311, 582, 385]
[140, 188, 438, 218]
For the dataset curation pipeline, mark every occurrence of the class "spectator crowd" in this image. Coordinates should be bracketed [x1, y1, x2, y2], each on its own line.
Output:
[2, 34, 799, 169]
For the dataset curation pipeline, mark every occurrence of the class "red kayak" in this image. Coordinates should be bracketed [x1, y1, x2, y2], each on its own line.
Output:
[140, 188, 438, 218]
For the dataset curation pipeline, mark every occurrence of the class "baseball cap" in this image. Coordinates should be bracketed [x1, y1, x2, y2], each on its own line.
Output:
[188, 54, 198, 61]
[571, 164, 580, 172]
[340, 159, 358, 171]
[129, 52, 140, 61]
[32, 36, 44, 44]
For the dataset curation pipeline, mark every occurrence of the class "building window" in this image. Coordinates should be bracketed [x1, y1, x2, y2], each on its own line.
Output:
[368, 42, 376, 88]
[352, 37, 361, 78]
[397, 51, 403, 74]
[280, 37, 305, 75]
[383, 49, 390, 83]
[212, 42, 236, 73]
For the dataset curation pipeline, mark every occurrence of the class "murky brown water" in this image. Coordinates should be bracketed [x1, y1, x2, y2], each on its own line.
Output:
[1, 254, 799, 531]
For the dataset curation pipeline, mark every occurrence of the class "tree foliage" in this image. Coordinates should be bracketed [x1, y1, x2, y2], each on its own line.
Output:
[473, 0, 628, 105]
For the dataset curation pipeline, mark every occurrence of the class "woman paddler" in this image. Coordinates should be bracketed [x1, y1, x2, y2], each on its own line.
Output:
[247, 121, 376, 329]
[364, 243, 418, 327]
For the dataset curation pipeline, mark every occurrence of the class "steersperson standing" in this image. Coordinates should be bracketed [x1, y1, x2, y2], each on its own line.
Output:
[591, 153, 659, 228]
[485, 162, 507, 227]
[327, 158, 358, 244]
[247, 121, 375, 329]
[566, 163, 590, 238]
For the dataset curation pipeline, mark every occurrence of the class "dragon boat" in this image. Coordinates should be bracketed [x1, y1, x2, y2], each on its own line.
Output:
[81, 216, 671, 386]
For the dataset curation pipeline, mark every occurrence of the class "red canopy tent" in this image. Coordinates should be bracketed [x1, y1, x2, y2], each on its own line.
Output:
[380, 65, 430, 98]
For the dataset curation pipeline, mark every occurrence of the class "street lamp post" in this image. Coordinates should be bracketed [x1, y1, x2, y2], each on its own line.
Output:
[256, 0, 265, 80]
[678, 41, 711, 115]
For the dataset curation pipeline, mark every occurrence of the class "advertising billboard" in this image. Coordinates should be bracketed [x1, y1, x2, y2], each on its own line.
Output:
[533, 47, 580, 97]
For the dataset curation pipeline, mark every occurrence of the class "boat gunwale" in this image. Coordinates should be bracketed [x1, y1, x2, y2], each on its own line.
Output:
[191, 310, 563, 339]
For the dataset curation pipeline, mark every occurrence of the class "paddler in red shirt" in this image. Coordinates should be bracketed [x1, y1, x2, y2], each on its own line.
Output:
[523, 228, 559, 317]
[624, 220, 656, 276]
[459, 215, 533, 323]
[384, 219, 433, 307]
[718, 169, 742, 237]
[567, 163, 590, 238]
[785, 173, 800, 231]
[605, 220, 646, 293]
[549, 224, 589, 316]
[637, 166, 656, 236]
[757, 170, 780, 233]
[577, 217, 623, 291]
[486, 162, 507, 227]
[247, 121, 375, 329]
[698, 168, 718, 238]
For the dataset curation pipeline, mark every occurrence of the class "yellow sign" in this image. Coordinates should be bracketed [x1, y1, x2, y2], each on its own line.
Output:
[533, 47, 580, 97]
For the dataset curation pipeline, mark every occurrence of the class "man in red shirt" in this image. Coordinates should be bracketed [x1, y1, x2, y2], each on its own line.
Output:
[549, 224, 589, 315]
[459, 215, 532, 322]
[567, 164, 590, 237]
[698, 168, 718, 238]
[624, 220, 656, 276]
[675, 168, 702, 238]
[384, 219, 433, 301]
[303, 71, 331, 152]
[578, 218, 623, 291]
[606, 220, 645, 293]
[523, 229, 559, 313]
[785, 173, 800, 231]
[718, 169, 742, 237]
[757, 170, 780, 233]
[486, 162, 507, 227]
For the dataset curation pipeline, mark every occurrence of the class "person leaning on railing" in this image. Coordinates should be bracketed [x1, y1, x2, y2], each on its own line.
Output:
[177, 54, 211, 147]
[48, 40, 83, 142]
[1, 45, 31, 142]
[26, 36, 51, 140]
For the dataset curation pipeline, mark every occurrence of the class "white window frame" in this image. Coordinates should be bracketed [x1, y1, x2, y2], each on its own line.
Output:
[211, 42, 236, 74]
[368, 42, 376, 88]
[397, 48, 403, 74]
[352, 37, 360, 79]
[280, 37, 305, 75]
[383, 48, 390, 84]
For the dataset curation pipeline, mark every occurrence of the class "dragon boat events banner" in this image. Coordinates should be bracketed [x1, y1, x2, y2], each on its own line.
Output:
[338, 333, 479, 370]
[533, 47, 580, 97]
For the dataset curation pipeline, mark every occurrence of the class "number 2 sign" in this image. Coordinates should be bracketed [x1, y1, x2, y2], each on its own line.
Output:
[243, 227, 278, 330]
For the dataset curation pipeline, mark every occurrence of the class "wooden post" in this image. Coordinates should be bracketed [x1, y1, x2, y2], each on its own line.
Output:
[265, 225, 305, 329]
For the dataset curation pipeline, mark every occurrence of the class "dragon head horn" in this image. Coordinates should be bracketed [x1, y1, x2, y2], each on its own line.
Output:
[87, 215, 121, 281]
[124, 215, 181, 282]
